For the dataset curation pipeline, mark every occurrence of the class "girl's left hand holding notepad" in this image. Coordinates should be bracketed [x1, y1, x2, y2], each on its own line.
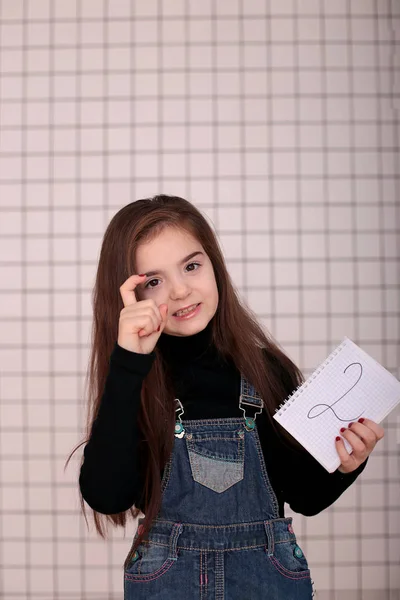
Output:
[335, 418, 385, 474]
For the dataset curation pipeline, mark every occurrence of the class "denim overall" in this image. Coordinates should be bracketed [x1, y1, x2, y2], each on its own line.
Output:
[124, 376, 313, 599]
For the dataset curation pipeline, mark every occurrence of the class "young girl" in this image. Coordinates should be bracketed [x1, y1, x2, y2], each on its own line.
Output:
[78, 195, 384, 599]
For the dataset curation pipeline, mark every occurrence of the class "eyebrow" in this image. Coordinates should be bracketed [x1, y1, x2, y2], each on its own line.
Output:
[143, 251, 204, 278]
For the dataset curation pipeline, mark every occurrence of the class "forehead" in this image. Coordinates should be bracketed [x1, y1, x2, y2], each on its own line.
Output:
[135, 227, 201, 263]
[136, 227, 201, 260]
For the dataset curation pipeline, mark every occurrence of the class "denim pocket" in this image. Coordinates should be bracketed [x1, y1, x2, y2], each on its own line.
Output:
[186, 429, 245, 493]
[268, 540, 311, 580]
[125, 540, 177, 582]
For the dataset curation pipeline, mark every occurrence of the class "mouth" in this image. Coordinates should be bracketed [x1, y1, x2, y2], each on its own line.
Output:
[172, 303, 201, 319]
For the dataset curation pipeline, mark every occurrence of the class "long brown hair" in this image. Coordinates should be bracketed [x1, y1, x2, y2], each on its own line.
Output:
[69, 194, 305, 560]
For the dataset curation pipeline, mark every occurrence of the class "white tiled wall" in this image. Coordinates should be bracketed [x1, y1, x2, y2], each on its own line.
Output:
[0, 0, 399, 598]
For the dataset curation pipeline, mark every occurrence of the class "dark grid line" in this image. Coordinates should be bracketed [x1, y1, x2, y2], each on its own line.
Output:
[2, 559, 399, 568]
[184, 0, 190, 201]
[238, 0, 246, 297]
[0, 376, 3, 600]
[387, 0, 400, 591]
[347, 4, 362, 598]
[1, 279, 398, 288]
[2, 147, 399, 157]
[2, 119, 398, 130]
[0, 8, 3, 598]
[292, 1, 313, 589]
[211, 1, 218, 219]
[0, 14, 395, 24]
[320, 4, 335, 598]
[373, 0, 390, 595]
[156, 0, 162, 193]
[1, 200, 399, 210]
[6, 478, 400, 493]
[1, 87, 397, 98]
[19, 0, 32, 597]
[2, 175, 399, 183]
[75, 0, 85, 597]
[48, 0, 58, 596]
[1, 510, 398, 523]
[1, 44, 398, 57]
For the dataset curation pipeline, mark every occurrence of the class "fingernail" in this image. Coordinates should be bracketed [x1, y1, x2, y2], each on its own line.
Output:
[358, 418, 365, 423]
[139, 274, 146, 277]
[348, 422, 354, 428]
[157, 325, 160, 331]
[340, 427, 346, 433]
[336, 436, 341, 441]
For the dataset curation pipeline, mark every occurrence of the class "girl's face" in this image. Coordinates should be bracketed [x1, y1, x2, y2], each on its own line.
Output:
[135, 227, 219, 337]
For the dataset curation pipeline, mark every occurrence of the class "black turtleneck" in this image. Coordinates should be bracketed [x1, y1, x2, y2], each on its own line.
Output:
[79, 322, 367, 516]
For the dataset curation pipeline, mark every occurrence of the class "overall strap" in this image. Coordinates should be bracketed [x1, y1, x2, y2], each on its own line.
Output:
[239, 376, 264, 431]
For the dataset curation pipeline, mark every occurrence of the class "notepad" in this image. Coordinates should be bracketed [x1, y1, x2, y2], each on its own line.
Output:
[273, 337, 400, 473]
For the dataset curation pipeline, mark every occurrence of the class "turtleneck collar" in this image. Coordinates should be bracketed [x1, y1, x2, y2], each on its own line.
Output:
[157, 318, 214, 363]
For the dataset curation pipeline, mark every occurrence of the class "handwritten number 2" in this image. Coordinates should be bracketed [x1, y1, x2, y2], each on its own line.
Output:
[307, 362, 365, 422]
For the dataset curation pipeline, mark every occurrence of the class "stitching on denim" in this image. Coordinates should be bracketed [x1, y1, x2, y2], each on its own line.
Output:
[186, 432, 245, 492]
[215, 551, 224, 600]
[149, 541, 269, 551]
[126, 522, 182, 581]
[169, 522, 183, 559]
[160, 446, 174, 497]
[153, 517, 292, 529]
[269, 555, 311, 581]
[148, 537, 293, 550]
[264, 521, 274, 556]
[188, 444, 244, 461]
[189, 436, 240, 440]
[200, 549, 203, 600]
[252, 426, 280, 517]
[189, 451, 244, 491]
[204, 549, 208, 596]
[181, 417, 244, 425]
[241, 376, 263, 401]
[187, 438, 244, 462]
[124, 558, 175, 582]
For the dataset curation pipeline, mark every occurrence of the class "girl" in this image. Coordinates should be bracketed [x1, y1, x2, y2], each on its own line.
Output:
[78, 195, 384, 599]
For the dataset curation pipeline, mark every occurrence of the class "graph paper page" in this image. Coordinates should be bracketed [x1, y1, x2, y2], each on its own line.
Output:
[273, 338, 400, 472]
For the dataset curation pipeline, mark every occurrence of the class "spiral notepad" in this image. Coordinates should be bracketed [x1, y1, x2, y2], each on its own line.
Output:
[273, 337, 400, 473]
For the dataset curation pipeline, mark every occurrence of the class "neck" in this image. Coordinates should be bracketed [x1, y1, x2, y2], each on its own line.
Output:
[157, 319, 214, 363]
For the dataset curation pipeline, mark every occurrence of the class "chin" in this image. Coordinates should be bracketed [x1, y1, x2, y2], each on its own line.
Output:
[165, 315, 211, 337]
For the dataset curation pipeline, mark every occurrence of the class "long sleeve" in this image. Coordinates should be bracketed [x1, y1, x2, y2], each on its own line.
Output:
[79, 343, 155, 514]
[263, 352, 368, 516]
[268, 437, 368, 516]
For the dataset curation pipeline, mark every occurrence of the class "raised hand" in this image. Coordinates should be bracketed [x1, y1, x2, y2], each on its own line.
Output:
[336, 418, 384, 473]
[118, 274, 168, 354]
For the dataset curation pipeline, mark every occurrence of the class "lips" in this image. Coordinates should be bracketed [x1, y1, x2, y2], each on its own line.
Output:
[173, 303, 200, 316]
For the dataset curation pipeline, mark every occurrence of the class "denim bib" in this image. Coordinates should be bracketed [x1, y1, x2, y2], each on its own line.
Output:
[124, 375, 313, 599]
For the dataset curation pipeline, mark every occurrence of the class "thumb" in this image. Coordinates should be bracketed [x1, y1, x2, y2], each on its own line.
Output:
[160, 304, 169, 327]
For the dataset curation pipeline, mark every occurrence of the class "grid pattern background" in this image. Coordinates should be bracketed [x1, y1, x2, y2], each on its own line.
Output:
[0, 0, 399, 598]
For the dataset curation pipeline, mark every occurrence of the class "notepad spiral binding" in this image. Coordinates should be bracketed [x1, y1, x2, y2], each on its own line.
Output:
[275, 337, 349, 416]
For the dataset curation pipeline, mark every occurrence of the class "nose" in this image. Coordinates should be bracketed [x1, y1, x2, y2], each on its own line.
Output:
[169, 276, 191, 301]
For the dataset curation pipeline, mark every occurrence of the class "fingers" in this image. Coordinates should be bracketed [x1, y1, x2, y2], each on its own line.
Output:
[160, 303, 169, 324]
[339, 427, 366, 455]
[137, 303, 168, 338]
[336, 419, 385, 473]
[119, 274, 146, 308]
[342, 419, 384, 450]
[335, 437, 355, 472]
[356, 418, 385, 441]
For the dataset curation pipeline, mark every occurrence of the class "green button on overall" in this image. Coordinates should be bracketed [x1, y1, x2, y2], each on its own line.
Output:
[294, 545, 303, 558]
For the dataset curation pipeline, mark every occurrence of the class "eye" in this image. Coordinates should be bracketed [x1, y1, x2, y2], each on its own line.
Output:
[144, 263, 201, 290]
[144, 278, 160, 289]
[186, 262, 201, 272]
